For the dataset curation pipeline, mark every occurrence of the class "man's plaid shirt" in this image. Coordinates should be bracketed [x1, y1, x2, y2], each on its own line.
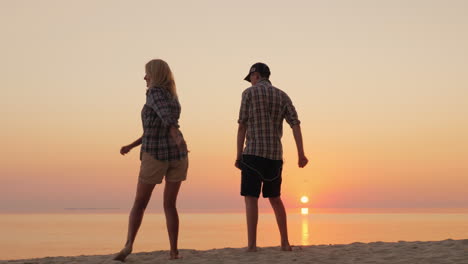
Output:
[141, 86, 188, 161]
[238, 79, 301, 160]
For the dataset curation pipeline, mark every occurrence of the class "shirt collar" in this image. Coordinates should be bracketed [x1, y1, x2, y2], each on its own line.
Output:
[257, 79, 271, 85]
[146, 85, 162, 95]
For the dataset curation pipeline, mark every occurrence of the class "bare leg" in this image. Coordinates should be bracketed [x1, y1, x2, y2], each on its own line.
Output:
[114, 181, 156, 261]
[164, 181, 182, 259]
[245, 196, 259, 252]
[269, 196, 292, 251]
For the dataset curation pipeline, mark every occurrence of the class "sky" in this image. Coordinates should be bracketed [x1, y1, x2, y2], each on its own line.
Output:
[1, 0, 467, 213]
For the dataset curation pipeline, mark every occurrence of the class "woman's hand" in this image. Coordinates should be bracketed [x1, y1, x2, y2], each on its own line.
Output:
[119, 137, 142, 156]
[177, 139, 189, 153]
[170, 127, 189, 153]
[120, 145, 132, 155]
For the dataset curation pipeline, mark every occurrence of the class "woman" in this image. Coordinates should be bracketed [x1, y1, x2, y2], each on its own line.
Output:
[114, 59, 188, 261]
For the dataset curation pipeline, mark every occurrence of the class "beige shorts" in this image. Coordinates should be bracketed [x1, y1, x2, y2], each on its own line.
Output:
[138, 152, 188, 184]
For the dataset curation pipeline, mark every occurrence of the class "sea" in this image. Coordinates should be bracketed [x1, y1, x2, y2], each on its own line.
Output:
[1, 210, 468, 260]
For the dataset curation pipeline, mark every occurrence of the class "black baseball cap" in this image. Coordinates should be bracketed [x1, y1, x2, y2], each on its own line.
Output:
[244, 62, 271, 82]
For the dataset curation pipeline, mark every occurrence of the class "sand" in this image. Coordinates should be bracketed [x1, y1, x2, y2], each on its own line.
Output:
[1, 239, 467, 264]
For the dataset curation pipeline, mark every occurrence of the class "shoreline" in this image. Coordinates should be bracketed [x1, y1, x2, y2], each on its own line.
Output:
[2, 208, 468, 215]
[2, 239, 467, 264]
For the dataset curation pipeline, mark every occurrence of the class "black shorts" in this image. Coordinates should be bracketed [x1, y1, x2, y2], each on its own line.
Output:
[240, 155, 283, 198]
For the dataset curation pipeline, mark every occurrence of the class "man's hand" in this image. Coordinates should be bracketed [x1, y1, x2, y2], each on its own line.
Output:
[120, 145, 132, 155]
[235, 159, 242, 170]
[298, 155, 308, 168]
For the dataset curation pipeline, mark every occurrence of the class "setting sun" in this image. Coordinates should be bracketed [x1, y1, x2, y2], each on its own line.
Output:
[300, 196, 309, 204]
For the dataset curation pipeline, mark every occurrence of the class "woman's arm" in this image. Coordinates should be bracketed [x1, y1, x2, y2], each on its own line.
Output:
[120, 136, 142, 155]
[146, 88, 179, 128]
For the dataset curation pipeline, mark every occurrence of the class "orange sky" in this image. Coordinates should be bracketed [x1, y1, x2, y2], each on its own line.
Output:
[1, 0, 467, 213]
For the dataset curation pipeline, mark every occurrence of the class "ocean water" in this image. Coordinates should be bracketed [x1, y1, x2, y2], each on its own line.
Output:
[1, 212, 468, 260]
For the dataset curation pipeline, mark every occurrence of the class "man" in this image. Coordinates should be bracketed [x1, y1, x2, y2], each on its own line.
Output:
[236, 62, 309, 252]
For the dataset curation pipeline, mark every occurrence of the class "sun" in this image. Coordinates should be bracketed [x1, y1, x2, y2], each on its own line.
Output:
[300, 196, 309, 204]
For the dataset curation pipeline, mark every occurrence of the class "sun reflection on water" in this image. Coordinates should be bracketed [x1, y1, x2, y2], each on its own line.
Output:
[301, 214, 309, 245]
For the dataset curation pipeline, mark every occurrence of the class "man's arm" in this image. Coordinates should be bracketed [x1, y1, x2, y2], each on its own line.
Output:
[235, 123, 247, 169]
[236, 89, 249, 169]
[292, 124, 308, 168]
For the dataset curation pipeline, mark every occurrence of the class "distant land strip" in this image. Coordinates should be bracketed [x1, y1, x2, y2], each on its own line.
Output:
[64, 208, 120, 210]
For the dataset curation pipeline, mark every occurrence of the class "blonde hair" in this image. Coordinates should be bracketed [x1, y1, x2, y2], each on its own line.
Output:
[145, 59, 177, 97]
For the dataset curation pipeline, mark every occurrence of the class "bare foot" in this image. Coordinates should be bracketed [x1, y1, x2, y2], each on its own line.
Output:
[246, 247, 258, 252]
[291, 245, 303, 250]
[281, 243, 292, 251]
[169, 250, 181, 260]
[113, 246, 132, 262]
[281, 244, 303, 251]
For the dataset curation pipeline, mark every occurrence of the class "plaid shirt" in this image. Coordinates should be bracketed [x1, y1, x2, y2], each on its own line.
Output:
[141, 86, 188, 161]
[238, 79, 301, 160]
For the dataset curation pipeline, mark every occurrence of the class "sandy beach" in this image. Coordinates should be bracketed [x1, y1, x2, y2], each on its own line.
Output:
[2, 239, 467, 264]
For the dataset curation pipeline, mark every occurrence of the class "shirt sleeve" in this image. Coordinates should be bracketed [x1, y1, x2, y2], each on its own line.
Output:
[146, 88, 180, 128]
[237, 90, 250, 124]
[283, 94, 301, 127]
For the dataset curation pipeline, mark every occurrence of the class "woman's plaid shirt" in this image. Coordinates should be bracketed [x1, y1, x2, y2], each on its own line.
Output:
[238, 79, 301, 160]
[141, 86, 188, 161]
